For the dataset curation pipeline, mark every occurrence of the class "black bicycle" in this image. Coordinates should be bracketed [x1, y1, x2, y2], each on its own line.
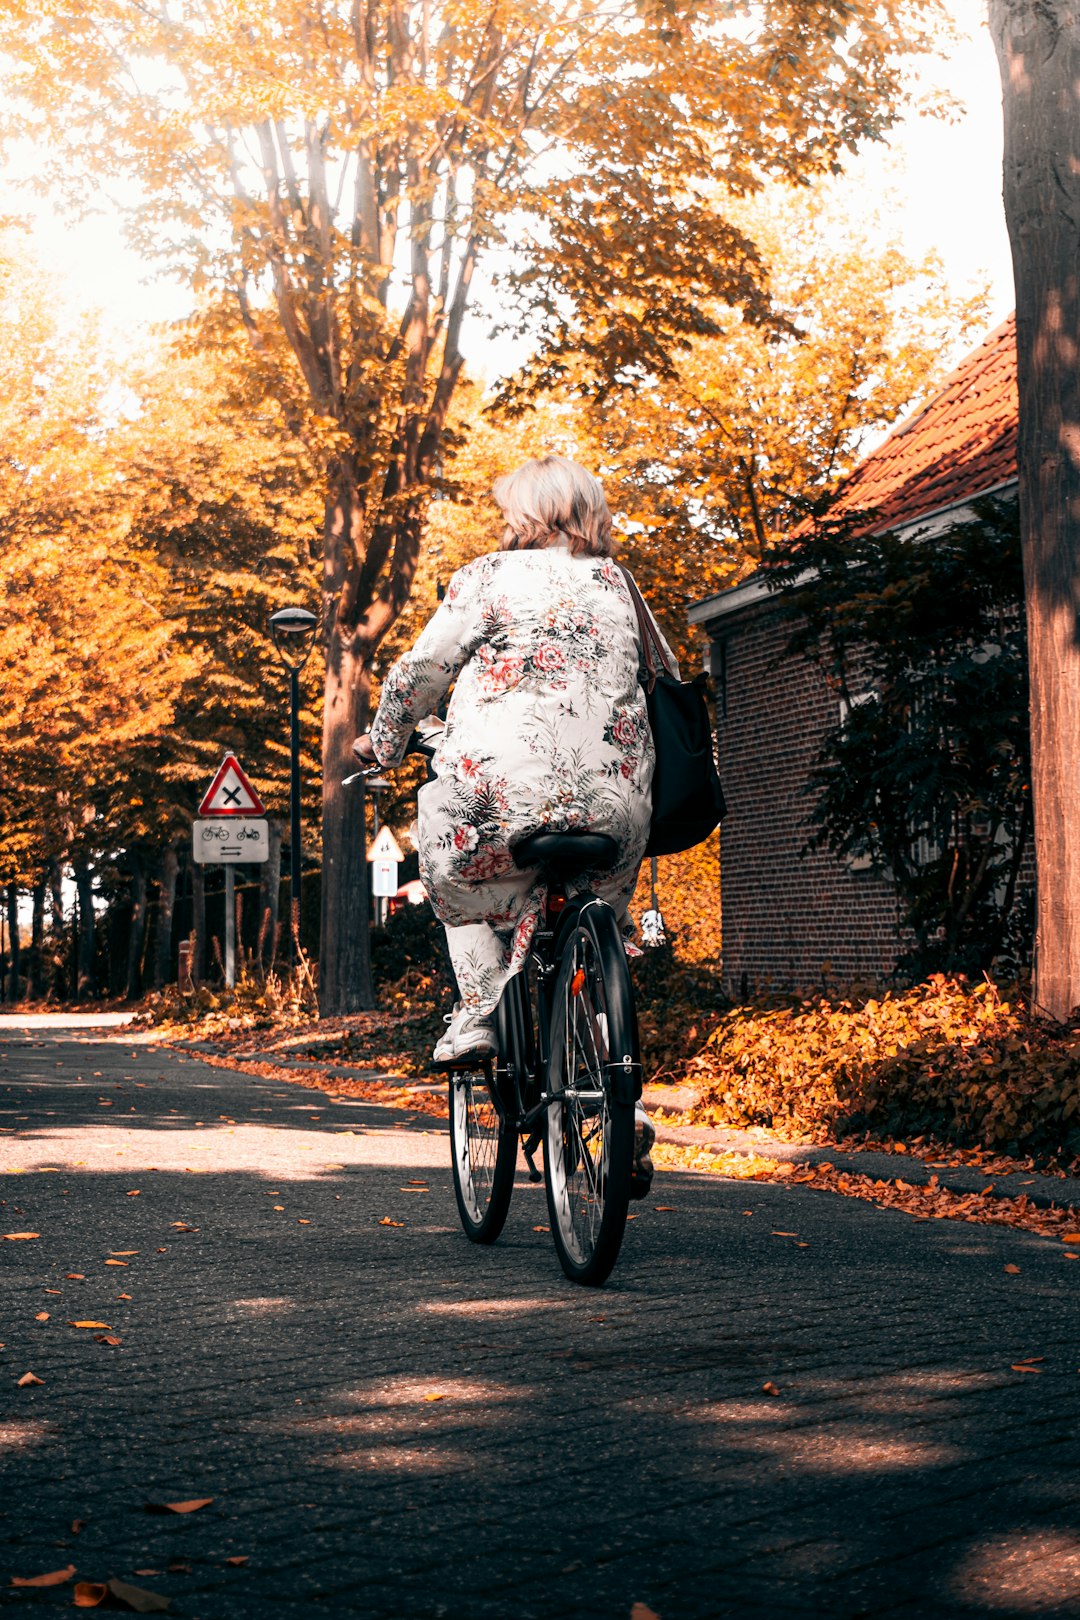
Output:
[350, 731, 642, 1287]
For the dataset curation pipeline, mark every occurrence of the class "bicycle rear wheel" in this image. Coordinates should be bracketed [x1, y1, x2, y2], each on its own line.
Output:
[544, 902, 637, 1286]
[448, 1063, 516, 1243]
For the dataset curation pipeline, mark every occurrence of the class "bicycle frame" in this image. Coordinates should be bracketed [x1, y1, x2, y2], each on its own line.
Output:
[490, 888, 642, 1152]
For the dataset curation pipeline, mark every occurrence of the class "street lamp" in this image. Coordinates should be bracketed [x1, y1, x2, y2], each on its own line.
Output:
[269, 605, 318, 967]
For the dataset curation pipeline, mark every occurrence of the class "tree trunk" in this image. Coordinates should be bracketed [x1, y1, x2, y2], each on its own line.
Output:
[74, 866, 96, 998]
[191, 860, 206, 985]
[318, 631, 375, 1013]
[154, 845, 179, 989]
[28, 878, 46, 1000]
[259, 817, 282, 971]
[125, 850, 148, 1001]
[990, 0, 1080, 1019]
[5, 883, 20, 1004]
[48, 858, 65, 999]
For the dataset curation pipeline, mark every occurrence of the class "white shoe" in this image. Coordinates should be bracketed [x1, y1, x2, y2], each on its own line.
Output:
[432, 1002, 497, 1064]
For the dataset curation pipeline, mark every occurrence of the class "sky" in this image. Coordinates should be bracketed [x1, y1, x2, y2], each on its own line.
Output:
[7, 0, 1014, 376]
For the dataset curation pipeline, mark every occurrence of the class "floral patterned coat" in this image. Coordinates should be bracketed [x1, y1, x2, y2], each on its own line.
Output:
[369, 546, 678, 1011]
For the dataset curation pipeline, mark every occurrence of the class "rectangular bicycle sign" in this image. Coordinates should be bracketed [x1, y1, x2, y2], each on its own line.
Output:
[193, 817, 269, 864]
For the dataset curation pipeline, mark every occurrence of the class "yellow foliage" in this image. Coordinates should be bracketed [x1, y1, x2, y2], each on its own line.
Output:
[684, 975, 1080, 1165]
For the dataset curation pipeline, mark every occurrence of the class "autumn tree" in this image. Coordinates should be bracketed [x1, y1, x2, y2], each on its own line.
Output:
[0, 0, 948, 1012]
[988, 1, 1080, 1020]
[540, 185, 989, 664]
[0, 234, 197, 994]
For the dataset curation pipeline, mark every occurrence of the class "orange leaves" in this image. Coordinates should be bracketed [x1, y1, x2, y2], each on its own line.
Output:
[75, 1577, 170, 1611]
[377, 1217, 405, 1228]
[170, 1222, 198, 1233]
[145, 1498, 213, 1515]
[11, 1564, 75, 1587]
[761, 1381, 781, 1397]
[68, 1321, 112, 1330]
[17, 1372, 43, 1386]
[1004, 1263, 1021, 1274]
[682, 976, 1080, 1164]
[3, 1231, 40, 1240]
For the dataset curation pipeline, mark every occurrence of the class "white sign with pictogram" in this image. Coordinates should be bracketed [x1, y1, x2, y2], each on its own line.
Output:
[368, 825, 404, 863]
[193, 818, 269, 864]
[371, 858, 399, 898]
[198, 754, 265, 817]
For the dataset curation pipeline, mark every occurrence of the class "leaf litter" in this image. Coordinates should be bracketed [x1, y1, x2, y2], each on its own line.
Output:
[653, 1142, 1080, 1243]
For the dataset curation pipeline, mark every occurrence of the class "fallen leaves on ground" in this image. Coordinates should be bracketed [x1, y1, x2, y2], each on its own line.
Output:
[10, 1564, 75, 1587]
[3, 1231, 40, 1240]
[377, 1217, 405, 1228]
[68, 1321, 111, 1330]
[761, 1382, 781, 1396]
[187, 1048, 450, 1115]
[224, 1556, 248, 1567]
[144, 1498, 213, 1515]
[75, 1577, 170, 1611]
[653, 1142, 1080, 1242]
[35, 1311, 49, 1321]
[17, 1371, 43, 1386]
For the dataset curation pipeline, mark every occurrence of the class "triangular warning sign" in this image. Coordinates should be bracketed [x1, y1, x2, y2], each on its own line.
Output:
[198, 754, 265, 816]
[368, 825, 405, 863]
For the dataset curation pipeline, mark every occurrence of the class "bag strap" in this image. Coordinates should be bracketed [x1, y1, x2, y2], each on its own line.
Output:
[617, 565, 674, 690]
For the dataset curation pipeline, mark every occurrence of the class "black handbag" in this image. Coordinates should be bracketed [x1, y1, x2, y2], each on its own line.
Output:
[619, 567, 726, 856]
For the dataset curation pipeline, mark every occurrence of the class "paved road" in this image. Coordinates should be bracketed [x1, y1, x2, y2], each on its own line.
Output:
[2, 1024, 1080, 1619]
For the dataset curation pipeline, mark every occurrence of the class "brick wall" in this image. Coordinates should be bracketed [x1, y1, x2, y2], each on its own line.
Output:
[710, 600, 903, 998]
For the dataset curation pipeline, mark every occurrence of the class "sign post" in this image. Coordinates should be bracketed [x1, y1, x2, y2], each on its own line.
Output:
[367, 825, 404, 925]
[194, 755, 267, 990]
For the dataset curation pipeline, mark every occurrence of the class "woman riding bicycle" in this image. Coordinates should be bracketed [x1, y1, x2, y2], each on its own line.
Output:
[351, 455, 677, 1190]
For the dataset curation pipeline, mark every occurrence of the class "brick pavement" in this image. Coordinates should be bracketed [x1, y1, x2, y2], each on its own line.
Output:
[2, 1021, 1080, 1619]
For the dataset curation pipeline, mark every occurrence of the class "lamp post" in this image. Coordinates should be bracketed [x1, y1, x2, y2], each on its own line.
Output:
[269, 606, 318, 968]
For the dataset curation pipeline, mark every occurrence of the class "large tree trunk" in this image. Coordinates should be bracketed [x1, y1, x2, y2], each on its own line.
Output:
[990, 0, 1080, 1019]
[28, 878, 46, 1000]
[48, 858, 65, 999]
[154, 845, 179, 989]
[74, 865, 96, 998]
[125, 850, 148, 1001]
[259, 817, 282, 971]
[318, 630, 375, 1013]
[5, 883, 20, 1004]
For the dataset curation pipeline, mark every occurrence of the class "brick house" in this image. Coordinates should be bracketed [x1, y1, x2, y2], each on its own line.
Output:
[687, 317, 1019, 997]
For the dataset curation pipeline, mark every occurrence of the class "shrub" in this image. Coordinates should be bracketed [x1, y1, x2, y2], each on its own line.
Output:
[371, 902, 454, 997]
[684, 975, 1080, 1165]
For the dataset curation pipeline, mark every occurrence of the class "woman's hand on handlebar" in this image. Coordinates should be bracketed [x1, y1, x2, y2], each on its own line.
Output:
[351, 733, 378, 767]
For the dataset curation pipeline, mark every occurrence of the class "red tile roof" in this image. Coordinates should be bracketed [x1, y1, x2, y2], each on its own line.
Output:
[825, 315, 1017, 531]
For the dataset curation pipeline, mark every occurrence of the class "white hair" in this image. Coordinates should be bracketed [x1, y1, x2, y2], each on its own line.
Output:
[492, 455, 614, 557]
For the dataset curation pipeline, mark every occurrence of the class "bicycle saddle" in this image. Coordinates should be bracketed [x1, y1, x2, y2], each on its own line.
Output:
[511, 829, 619, 879]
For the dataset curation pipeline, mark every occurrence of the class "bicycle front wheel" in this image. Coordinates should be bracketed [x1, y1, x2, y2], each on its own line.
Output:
[544, 902, 637, 1286]
[448, 1064, 516, 1244]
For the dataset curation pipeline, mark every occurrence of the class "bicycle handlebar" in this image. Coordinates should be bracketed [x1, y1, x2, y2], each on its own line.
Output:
[342, 727, 437, 787]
